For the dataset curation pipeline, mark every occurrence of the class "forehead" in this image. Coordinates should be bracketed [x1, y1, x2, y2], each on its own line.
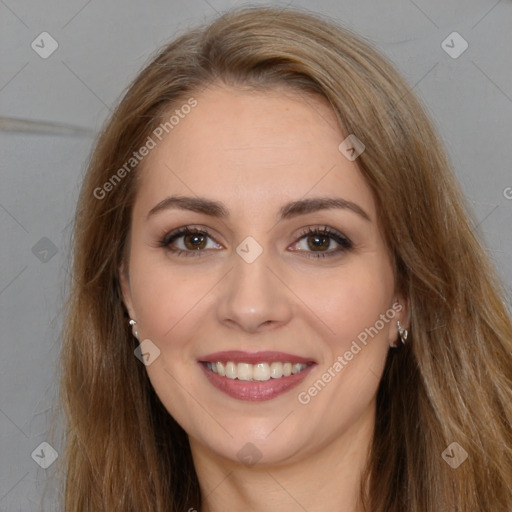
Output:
[133, 84, 375, 220]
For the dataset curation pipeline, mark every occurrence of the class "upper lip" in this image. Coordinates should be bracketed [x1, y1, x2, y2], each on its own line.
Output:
[198, 350, 316, 365]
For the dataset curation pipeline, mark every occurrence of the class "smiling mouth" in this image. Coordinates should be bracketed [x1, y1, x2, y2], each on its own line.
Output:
[198, 350, 317, 401]
[202, 361, 313, 381]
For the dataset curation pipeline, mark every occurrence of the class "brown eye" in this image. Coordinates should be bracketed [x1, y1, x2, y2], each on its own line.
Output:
[290, 226, 353, 259]
[307, 233, 330, 251]
[159, 226, 222, 257]
[183, 232, 207, 250]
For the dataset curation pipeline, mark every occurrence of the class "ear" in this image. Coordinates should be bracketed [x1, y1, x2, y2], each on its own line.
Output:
[387, 294, 409, 347]
[119, 260, 136, 319]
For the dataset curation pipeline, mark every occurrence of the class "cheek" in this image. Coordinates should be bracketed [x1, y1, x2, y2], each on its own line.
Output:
[294, 264, 394, 423]
[128, 255, 207, 343]
[297, 260, 394, 350]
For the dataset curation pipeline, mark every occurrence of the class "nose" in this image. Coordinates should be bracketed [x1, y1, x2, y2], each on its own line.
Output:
[215, 246, 293, 334]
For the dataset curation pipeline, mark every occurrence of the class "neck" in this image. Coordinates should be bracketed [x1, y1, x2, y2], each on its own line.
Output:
[191, 401, 375, 512]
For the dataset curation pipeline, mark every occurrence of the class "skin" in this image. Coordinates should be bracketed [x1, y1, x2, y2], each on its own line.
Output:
[120, 83, 408, 512]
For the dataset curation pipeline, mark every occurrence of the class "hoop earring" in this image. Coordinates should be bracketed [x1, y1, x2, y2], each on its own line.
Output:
[397, 321, 408, 345]
[129, 319, 139, 340]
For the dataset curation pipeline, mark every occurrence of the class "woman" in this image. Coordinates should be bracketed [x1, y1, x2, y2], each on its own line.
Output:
[59, 6, 512, 511]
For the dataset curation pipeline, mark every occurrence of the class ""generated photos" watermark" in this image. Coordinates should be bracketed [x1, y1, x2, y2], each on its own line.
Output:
[297, 302, 403, 404]
[94, 97, 197, 200]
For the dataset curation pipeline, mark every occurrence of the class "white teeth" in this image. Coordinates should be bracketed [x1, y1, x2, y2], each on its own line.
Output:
[253, 363, 270, 381]
[292, 363, 303, 374]
[205, 361, 309, 381]
[216, 361, 225, 376]
[270, 362, 283, 378]
[225, 362, 236, 379]
[237, 363, 252, 381]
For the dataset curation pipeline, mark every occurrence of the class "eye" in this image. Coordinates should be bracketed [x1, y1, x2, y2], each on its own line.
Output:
[158, 226, 222, 257]
[289, 226, 353, 259]
[158, 225, 353, 259]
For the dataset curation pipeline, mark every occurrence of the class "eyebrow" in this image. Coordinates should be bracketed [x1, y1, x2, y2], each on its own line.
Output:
[146, 195, 371, 222]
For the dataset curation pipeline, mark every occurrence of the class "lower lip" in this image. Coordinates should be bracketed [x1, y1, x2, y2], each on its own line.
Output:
[199, 362, 316, 401]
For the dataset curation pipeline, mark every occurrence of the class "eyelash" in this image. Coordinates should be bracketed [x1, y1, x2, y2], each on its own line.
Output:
[158, 225, 353, 259]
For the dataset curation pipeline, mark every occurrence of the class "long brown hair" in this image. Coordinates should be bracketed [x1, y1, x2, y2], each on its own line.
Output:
[57, 6, 512, 511]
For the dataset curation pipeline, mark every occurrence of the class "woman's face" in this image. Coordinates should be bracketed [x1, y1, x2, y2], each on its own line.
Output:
[121, 83, 407, 466]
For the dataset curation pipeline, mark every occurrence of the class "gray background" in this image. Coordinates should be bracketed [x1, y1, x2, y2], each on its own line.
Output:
[1, 0, 511, 510]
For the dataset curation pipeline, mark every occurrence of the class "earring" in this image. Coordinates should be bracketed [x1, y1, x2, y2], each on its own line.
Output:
[129, 319, 139, 340]
[397, 321, 408, 345]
